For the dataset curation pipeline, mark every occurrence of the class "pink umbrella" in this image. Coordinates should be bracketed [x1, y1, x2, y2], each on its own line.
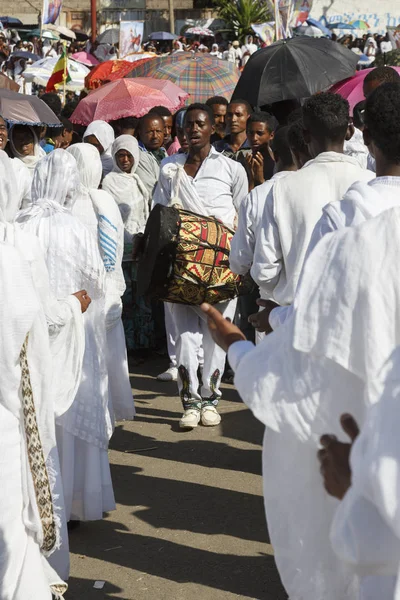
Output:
[70, 77, 189, 125]
[71, 51, 99, 67]
[330, 67, 400, 114]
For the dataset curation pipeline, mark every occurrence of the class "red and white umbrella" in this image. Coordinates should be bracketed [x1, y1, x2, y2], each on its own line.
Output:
[185, 27, 214, 37]
[70, 77, 189, 125]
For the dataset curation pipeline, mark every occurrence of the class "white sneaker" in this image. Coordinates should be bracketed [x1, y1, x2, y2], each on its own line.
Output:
[201, 405, 221, 427]
[179, 408, 201, 429]
[157, 366, 178, 381]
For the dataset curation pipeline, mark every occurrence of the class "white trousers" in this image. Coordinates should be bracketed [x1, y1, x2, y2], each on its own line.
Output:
[164, 302, 178, 368]
[170, 298, 237, 408]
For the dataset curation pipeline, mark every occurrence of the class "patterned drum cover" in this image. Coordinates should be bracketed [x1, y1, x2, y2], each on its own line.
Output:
[137, 205, 252, 305]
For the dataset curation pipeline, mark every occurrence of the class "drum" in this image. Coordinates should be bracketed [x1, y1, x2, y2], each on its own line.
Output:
[137, 204, 252, 305]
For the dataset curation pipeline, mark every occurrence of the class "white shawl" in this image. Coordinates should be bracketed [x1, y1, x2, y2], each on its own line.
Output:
[83, 120, 115, 177]
[9, 125, 46, 175]
[232, 207, 400, 600]
[102, 135, 149, 241]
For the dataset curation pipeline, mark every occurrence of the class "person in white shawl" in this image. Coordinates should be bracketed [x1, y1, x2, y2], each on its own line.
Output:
[9, 123, 46, 177]
[102, 134, 150, 247]
[16, 150, 116, 523]
[0, 115, 31, 210]
[68, 142, 135, 423]
[83, 119, 115, 178]
[0, 150, 87, 597]
[251, 92, 374, 307]
[201, 201, 400, 600]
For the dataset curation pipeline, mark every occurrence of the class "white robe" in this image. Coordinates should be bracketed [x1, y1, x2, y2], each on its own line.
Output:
[251, 152, 374, 305]
[228, 206, 400, 600]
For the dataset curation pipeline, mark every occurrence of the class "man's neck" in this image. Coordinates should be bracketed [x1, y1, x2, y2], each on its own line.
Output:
[229, 131, 247, 152]
[276, 163, 297, 173]
[188, 143, 211, 163]
[375, 160, 400, 178]
[314, 140, 344, 156]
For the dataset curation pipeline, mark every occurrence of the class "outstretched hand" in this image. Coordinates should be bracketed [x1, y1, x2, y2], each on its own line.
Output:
[73, 290, 92, 313]
[317, 414, 360, 500]
[248, 298, 279, 334]
[201, 303, 246, 353]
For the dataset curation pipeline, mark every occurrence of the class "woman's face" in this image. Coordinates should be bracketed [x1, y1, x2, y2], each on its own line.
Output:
[84, 134, 104, 155]
[116, 149, 134, 173]
[13, 127, 34, 156]
[0, 117, 8, 150]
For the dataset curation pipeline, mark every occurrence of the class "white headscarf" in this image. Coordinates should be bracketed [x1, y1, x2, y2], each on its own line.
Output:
[68, 143, 122, 277]
[0, 150, 20, 223]
[83, 120, 115, 177]
[9, 125, 46, 174]
[102, 134, 149, 241]
[16, 149, 105, 300]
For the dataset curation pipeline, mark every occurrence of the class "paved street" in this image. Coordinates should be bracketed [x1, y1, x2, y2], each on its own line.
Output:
[67, 356, 287, 600]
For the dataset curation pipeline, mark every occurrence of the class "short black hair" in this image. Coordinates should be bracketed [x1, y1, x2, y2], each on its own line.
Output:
[47, 117, 73, 138]
[364, 82, 400, 163]
[287, 120, 308, 155]
[185, 103, 214, 125]
[139, 112, 164, 129]
[229, 98, 253, 115]
[149, 106, 172, 117]
[61, 100, 78, 119]
[206, 96, 229, 107]
[40, 92, 62, 117]
[302, 93, 349, 143]
[353, 100, 365, 130]
[271, 126, 294, 167]
[286, 106, 303, 125]
[119, 116, 139, 130]
[364, 66, 400, 87]
[247, 111, 278, 133]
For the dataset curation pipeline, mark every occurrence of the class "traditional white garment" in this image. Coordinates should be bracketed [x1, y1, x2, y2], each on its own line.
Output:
[83, 120, 115, 178]
[102, 135, 150, 244]
[9, 125, 46, 176]
[16, 150, 115, 521]
[0, 151, 84, 597]
[153, 147, 246, 404]
[229, 207, 400, 600]
[68, 143, 134, 422]
[344, 127, 369, 169]
[241, 36, 257, 65]
[251, 151, 374, 306]
[270, 176, 400, 330]
[136, 147, 161, 198]
[230, 171, 290, 275]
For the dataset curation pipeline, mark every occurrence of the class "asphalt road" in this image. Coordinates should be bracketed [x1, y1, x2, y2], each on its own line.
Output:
[66, 356, 287, 600]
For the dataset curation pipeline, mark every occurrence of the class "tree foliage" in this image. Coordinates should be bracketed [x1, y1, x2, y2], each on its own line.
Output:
[215, 0, 272, 42]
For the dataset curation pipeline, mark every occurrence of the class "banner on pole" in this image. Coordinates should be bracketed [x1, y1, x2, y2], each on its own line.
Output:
[119, 21, 144, 58]
[42, 0, 63, 25]
[290, 0, 313, 28]
[251, 22, 275, 45]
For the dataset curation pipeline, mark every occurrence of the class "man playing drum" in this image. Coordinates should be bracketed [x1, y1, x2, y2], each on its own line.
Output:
[153, 103, 248, 429]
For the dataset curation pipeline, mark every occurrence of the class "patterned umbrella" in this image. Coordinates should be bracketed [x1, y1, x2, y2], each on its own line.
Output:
[185, 27, 214, 37]
[350, 20, 370, 30]
[85, 59, 141, 90]
[70, 78, 189, 125]
[127, 53, 239, 103]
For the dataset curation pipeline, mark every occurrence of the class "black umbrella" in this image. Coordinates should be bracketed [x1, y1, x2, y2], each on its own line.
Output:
[97, 28, 120, 45]
[232, 37, 359, 106]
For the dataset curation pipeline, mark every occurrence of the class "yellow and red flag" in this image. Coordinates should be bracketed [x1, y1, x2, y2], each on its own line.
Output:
[46, 49, 71, 92]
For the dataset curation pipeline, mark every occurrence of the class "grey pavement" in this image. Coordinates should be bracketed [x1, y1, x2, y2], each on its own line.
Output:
[66, 356, 287, 600]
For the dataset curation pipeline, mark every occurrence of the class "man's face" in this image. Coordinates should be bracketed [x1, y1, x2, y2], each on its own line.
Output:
[13, 127, 34, 156]
[184, 109, 213, 150]
[140, 117, 165, 151]
[162, 115, 173, 145]
[0, 118, 8, 150]
[227, 103, 250, 135]
[211, 103, 227, 136]
[116, 149, 134, 172]
[55, 128, 73, 149]
[247, 121, 273, 152]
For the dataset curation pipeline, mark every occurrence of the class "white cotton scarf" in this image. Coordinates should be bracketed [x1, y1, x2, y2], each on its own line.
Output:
[83, 119, 115, 177]
[102, 135, 150, 240]
[9, 125, 46, 174]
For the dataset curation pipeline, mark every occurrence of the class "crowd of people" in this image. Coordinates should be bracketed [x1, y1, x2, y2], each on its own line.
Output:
[3, 26, 400, 598]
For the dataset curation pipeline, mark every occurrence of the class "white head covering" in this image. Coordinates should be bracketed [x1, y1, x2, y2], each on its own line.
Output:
[9, 125, 46, 174]
[102, 135, 149, 240]
[0, 150, 20, 223]
[16, 149, 104, 300]
[83, 120, 115, 177]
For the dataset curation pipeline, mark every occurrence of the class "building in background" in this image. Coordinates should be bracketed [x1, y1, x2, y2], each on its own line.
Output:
[311, 0, 400, 34]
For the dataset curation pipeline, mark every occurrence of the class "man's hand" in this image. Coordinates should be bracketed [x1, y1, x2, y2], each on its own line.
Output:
[318, 414, 360, 500]
[73, 290, 92, 313]
[201, 302, 246, 352]
[251, 152, 265, 186]
[248, 298, 279, 334]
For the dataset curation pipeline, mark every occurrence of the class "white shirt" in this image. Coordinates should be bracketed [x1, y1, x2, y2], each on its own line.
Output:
[230, 171, 289, 275]
[153, 146, 248, 228]
[251, 152, 374, 306]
